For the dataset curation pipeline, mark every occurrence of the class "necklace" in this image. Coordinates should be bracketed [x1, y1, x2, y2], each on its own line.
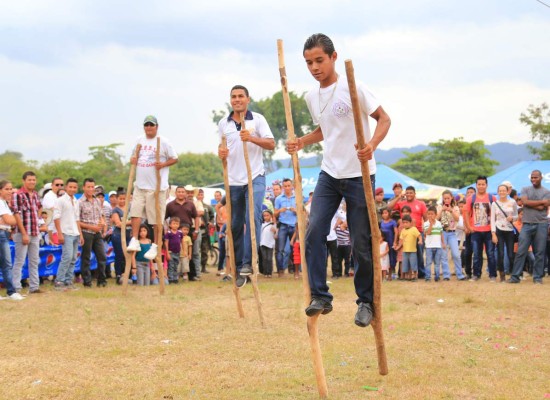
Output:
[318, 75, 339, 119]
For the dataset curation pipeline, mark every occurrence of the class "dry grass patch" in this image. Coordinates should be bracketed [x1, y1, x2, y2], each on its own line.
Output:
[1, 272, 549, 399]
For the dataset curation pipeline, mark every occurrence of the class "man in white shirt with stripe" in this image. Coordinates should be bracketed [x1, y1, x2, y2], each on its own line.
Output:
[218, 85, 275, 287]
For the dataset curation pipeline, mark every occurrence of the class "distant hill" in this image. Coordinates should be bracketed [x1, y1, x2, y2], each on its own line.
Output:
[270, 142, 542, 173]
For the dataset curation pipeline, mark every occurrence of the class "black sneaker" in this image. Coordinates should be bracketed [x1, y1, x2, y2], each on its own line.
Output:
[305, 297, 333, 317]
[235, 275, 247, 288]
[240, 264, 253, 276]
[355, 302, 374, 328]
[506, 278, 520, 284]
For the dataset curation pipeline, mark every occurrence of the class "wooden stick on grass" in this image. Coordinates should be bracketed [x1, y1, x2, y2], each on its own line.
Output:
[240, 113, 266, 328]
[344, 59, 388, 376]
[154, 136, 166, 295]
[277, 38, 328, 399]
[122, 144, 141, 295]
[221, 136, 245, 318]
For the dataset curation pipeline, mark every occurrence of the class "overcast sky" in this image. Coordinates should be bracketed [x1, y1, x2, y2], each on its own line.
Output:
[1, 0, 549, 163]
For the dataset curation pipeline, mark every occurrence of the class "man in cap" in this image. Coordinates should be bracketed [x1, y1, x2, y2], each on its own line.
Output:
[217, 85, 275, 287]
[126, 115, 178, 260]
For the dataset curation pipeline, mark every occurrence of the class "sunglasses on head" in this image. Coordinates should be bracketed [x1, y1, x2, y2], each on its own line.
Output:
[144, 122, 156, 127]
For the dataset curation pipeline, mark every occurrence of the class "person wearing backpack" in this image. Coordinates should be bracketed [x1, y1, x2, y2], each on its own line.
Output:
[463, 176, 497, 281]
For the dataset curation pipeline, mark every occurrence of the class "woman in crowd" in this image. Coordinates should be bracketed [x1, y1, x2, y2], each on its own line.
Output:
[110, 189, 130, 284]
[437, 190, 467, 280]
[490, 184, 518, 281]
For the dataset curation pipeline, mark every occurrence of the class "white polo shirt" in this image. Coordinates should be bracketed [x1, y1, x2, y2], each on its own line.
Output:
[218, 110, 274, 186]
[305, 77, 380, 179]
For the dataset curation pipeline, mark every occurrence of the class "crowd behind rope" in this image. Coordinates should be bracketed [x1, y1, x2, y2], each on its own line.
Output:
[0, 170, 549, 301]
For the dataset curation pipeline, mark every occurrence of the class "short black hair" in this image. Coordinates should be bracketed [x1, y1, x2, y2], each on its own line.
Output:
[427, 206, 437, 213]
[401, 205, 412, 213]
[282, 178, 293, 184]
[402, 215, 412, 222]
[303, 33, 335, 56]
[66, 178, 78, 185]
[405, 186, 416, 192]
[83, 178, 95, 186]
[476, 176, 488, 184]
[22, 171, 36, 180]
[230, 85, 249, 97]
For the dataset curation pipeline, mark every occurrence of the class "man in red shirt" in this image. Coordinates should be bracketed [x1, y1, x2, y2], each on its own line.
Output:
[463, 176, 496, 281]
[388, 186, 427, 278]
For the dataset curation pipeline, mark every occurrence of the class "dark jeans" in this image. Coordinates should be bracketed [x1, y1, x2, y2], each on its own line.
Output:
[336, 244, 352, 276]
[276, 223, 295, 271]
[306, 171, 375, 304]
[416, 236, 425, 279]
[496, 229, 515, 274]
[471, 231, 496, 278]
[230, 175, 265, 272]
[200, 231, 209, 269]
[461, 233, 473, 277]
[326, 239, 339, 277]
[81, 231, 107, 285]
[511, 222, 548, 282]
[260, 245, 274, 276]
[111, 231, 130, 277]
[218, 236, 226, 271]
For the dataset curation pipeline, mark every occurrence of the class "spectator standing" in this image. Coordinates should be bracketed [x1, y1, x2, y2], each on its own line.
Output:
[42, 177, 64, 243]
[11, 171, 43, 294]
[79, 178, 108, 287]
[438, 190, 467, 281]
[260, 210, 276, 277]
[53, 178, 83, 290]
[179, 224, 193, 281]
[397, 215, 422, 281]
[335, 219, 352, 277]
[164, 217, 183, 284]
[463, 176, 497, 281]
[0, 180, 24, 300]
[133, 225, 152, 286]
[490, 184, 518, 281]
[197, 188, 215, 274]
[424, 206, 447, 281]
[274, 178, 297, 275]
[508, 170, 550, 284]
[461, 187, 476, 278]
[127, 115, 179, 261]
[380, 208, 398, 277]
[388, 185, 427, 278]
[110, 190, 131, 284]
[217, 84, 275, 287]
[374, 187, 386, 222]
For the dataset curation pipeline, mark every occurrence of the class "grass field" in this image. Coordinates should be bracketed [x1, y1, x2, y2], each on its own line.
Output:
[2, 270, 549, 400]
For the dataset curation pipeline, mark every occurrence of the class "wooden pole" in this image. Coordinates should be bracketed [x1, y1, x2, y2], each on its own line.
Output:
[344, 59, 388, 376]
[221, 136, 245, 318]
[122, 144, 141, 295]
[155, 136, 166, 295]
[277, 39, 328, 398]
[240, 113, 266, 328]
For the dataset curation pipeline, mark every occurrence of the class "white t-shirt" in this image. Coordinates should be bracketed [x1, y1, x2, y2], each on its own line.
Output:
[423, 220, 443, 248]
[218, 111, 274, 186]
[0, 199, 13, 230]
[42, 190, 58, 232]
[260, 221, 276, 248]
[133, 135, 178, 191]
[306, 78, 380, 179]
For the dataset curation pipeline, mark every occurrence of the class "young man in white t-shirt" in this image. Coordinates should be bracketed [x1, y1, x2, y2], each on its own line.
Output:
[217, 85, 275, 287]
[287, 34, 391, 327]
[127, 115, 178, 260]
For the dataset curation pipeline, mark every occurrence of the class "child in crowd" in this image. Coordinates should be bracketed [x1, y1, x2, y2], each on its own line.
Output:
[380, 208, 398, 279]
[380, 231, 390, 280]
[164, 217, 183, 284]
[394, 205, 413, 279]
[217, 223, 226, 276]
[179, 223, 193, 281]
[456, 200, 466, 250]
[290, 221, 302, 280]
[396, 214, 422, 281]
[335, 218, 352, 277]
[133, 225, 152, 286]
[260, 210, 276, 278]
[424, 206, 447, 281]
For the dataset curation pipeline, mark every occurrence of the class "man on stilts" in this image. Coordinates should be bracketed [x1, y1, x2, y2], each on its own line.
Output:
[287, 33, 391, 326]
[217, 85, 275, 288]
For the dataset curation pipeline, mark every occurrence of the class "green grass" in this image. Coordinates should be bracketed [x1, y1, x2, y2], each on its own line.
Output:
[1, 272, 549, 399]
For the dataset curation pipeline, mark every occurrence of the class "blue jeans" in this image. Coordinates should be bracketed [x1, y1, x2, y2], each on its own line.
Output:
[511, 222, 548, 282]
[111, 232, 130, 277]
[0, 230, 16, 296]
[442, 231, 465, 279]
[56, 234, 79, 285]
[402, 252, 418, 273]
[306, 171, 374, 304]
[425, 248, 445, 280]
[276, 223, 295, 271]
[230, 174, 265, 272]
[471, 231, 496, 278]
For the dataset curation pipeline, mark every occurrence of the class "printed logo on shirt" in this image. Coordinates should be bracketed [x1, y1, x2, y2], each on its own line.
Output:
[332, 101, 351, 118]
[473, 203, 490, 227]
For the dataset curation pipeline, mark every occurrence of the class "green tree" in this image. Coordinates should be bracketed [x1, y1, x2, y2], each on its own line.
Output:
[519, 102, 550, 159]
[170, 152, 224, 187]
[80, 143, 128, 189]
[211, 90, 319, 169]
[0, 151, 38, 183]
[392, 137, 498, 188]
[39, 159, 84, 185]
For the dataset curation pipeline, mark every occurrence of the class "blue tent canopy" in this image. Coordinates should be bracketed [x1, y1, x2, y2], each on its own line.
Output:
[265, 164, 441, 198]
[458, 161, 550, 194]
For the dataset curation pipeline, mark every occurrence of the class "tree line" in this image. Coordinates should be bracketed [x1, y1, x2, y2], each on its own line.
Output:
[2, 94, 547, 190]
